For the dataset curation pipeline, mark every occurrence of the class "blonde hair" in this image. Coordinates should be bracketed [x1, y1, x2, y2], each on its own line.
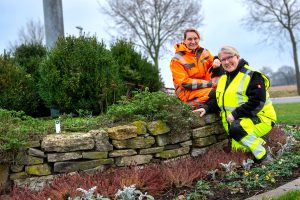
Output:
[218, 45, 240, 58]
[183, 28, 200, 40]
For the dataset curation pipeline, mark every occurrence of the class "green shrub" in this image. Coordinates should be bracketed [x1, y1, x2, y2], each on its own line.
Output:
[39, 36, 125, 114]
[107, 89, 194, 134]
[13, 43, 49, 116]
[14, 43, 46, 78]
[110, 40, 162, 93]
[0, 55, 41, 115]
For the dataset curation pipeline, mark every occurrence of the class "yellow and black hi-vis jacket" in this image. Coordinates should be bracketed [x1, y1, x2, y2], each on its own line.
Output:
[216, 59, 277, 150]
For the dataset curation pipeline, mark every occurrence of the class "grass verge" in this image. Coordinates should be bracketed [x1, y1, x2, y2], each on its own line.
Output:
[273, 103, 300, 126]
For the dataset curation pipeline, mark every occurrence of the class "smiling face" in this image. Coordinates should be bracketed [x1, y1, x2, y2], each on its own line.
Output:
[183, 31, 200, 50]
[219, 46, 240, 73]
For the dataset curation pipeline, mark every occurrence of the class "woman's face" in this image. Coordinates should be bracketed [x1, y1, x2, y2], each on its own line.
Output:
[183, 32, 199, 50]
[219, 52, 239, 73]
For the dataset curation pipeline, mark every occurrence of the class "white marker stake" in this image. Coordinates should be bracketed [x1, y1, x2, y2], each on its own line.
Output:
[55, 119, 61, 133]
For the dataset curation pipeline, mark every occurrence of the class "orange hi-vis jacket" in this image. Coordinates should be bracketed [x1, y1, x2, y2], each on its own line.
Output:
[170, 43, 214, 109]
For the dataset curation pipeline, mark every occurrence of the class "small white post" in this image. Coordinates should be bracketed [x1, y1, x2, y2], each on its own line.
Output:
[55, 118, 61, 133]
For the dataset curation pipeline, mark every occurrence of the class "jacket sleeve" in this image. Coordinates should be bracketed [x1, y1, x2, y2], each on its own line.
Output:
[170, 53, 214, 90]
[231, 72, 266, 119]
[202, 89, 220, 113]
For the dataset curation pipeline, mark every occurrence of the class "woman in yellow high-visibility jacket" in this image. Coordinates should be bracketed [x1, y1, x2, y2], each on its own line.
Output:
[170, 28, 223, 110]
[194, 45, 277, 164]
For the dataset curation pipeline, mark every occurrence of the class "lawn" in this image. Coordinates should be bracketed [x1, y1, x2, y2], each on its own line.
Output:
[265, 189, 300, 200]
[273, 103, 300, 126]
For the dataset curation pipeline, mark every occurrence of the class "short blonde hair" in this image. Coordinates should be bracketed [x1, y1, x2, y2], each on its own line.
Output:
[183, 28, 200, 40]
[218, 45, 240, 58]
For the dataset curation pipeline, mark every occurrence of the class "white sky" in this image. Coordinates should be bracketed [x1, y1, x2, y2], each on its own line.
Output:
[0, 0, 295, 88]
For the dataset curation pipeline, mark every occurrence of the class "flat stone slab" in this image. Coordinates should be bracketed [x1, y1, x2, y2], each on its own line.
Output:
[109, 149, 137, 157]
[47, 152, 82, 162]
[41, 132, 94, 152]
[27, 148, 46, 158]
[147, 120, 170, 135]
[192, 125, 215, 138]
[89, 129, 113, 151]
[107, 125, 137, 140]
[115, 155, 153, 166]
[82, 151, 108, 159]
[54, 159, 113, 173]
[193, 135, 217, 147]
[112, 136, 155, 149]
[155, 146, 190, 159]
[13, 175, 59, 191]
[25, 164, 52, 176]
[156, 131, 191, 146]
[139, 147, 164, 154]
[132, 121, 147, 135]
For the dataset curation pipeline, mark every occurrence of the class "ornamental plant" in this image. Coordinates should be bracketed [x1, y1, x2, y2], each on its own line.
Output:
[13, 43, 48, 116]
[0, 55, 41, 116]
[110, 39, 162, 93]
[39, 35, 125, 115]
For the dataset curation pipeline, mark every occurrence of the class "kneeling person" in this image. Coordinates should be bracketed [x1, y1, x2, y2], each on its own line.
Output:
[194, 45, 277, 163]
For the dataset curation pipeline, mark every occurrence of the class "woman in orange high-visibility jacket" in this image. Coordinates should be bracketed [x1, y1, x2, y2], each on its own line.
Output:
[170, 28, 223, 110]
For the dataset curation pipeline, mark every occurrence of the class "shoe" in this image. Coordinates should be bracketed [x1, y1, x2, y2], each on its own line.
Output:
[260, 153, 274, 165]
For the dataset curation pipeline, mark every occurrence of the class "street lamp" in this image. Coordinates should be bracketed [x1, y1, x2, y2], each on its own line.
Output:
[76, 26, 83, 36]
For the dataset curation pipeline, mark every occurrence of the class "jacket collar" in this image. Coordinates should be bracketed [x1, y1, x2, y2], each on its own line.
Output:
[174, 43, 201, 54]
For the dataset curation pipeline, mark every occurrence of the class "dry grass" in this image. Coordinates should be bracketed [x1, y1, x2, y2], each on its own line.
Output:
[269, 84, 298, 98]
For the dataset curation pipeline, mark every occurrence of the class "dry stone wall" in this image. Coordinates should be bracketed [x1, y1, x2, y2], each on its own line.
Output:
[1, 114, 227, 192]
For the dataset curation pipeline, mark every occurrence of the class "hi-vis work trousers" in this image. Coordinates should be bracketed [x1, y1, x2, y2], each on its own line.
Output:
[228, 117, 274, 160]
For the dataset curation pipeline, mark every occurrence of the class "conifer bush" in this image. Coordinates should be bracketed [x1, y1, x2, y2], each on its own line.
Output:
[0, 55, 40, 115]
[110, 40, 162, 93]
[14, 43, 46, 79]
[39, 36, 125, 114]
[13, 43, 48, 116]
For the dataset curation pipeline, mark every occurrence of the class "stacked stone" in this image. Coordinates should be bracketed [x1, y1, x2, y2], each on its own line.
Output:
[3, 113, 227, 191]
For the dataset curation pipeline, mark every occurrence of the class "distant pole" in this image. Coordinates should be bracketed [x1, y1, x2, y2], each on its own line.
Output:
[76, 26, 83, 36]
[43, 0, 64, 48]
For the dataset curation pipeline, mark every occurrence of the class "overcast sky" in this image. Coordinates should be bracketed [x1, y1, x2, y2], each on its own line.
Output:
[0, 0, 295, 87]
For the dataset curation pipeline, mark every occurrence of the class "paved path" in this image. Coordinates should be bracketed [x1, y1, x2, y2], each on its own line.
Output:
[271, 96, 300, 104]
[245, 177, 300, 199]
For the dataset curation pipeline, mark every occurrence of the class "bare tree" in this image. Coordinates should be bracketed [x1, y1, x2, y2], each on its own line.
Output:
[260, 66, 274, 79]
[9, 19, 45, 52]
[100, 0, 203, 70]
[277, 65, 296, 85]
[242, 0, 300, 94]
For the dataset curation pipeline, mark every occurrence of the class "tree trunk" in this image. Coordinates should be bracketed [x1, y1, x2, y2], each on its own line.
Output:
[289, 30, 300, 95]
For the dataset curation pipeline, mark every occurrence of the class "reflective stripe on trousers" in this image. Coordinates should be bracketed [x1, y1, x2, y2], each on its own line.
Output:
[240, 133, 266, 159]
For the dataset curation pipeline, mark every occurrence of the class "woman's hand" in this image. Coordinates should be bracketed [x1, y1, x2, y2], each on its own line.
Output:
[227, 113, 235, 123]
[193, 108, 206, 117]
[212, 58, 221, 68]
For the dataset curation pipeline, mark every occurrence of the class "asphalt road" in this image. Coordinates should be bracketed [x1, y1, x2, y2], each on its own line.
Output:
[270, 96, 300, 104]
